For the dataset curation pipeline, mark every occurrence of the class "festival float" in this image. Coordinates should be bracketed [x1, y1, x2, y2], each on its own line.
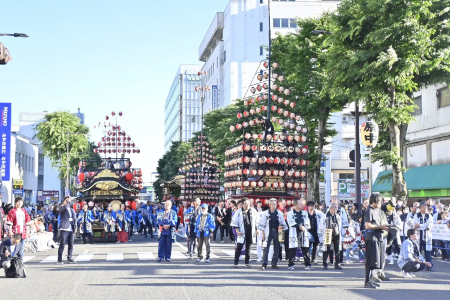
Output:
[75, 111, 142, 238]
[179, 134, 221, 206]
[224, 60, 309, 208]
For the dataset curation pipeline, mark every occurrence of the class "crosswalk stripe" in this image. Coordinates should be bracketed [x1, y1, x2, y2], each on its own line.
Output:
[76, 254, 94, 262]
[106, 253, 124, 261]
[23, 256, 35, 263]
[137, 252, 155, 260]
[221, 250, 235, 256]
[171, 250, 187, 259]
[40, 255, 58, 263]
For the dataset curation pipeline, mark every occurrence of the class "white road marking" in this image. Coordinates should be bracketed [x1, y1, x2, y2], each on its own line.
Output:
[82, 249, 89, 254]
[106, 253, 124, 261]
[171, 251, 187, 259]
[76, 254, 94, 262]
[221, 250, 235, 256]
[40, 255, 58, 263]
[137, 252, 155, 260]
[23, 256, 35, 263]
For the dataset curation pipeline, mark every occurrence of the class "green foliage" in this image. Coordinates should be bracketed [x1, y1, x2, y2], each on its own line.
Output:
[271, 14, 349, 201]
[36, 111, 90, 180]
[153, 141, 191, 200]
[327, 0, 450, 197]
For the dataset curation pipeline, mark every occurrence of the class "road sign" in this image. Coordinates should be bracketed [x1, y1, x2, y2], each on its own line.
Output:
[0, 103, 12, 181]
[13, 179, 23, 189]
[13, 189, 23, 195]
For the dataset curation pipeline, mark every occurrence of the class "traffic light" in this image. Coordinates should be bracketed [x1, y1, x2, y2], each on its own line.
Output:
[0, 43, 12, 65]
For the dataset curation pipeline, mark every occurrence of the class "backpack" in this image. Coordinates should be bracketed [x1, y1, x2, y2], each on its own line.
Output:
[4, 257, 26, 278]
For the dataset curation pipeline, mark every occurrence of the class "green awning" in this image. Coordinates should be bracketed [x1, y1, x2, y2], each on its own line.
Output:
[372, 163, 450, 192]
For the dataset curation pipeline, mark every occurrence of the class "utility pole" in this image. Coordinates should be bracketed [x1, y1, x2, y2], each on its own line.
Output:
[355, 102, 362, 216]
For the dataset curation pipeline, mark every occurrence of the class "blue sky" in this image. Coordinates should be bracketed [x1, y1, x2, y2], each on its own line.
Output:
[1, 0, 229, 181]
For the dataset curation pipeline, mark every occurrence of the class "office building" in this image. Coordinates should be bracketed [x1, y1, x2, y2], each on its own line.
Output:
[164, 64, 203, 152]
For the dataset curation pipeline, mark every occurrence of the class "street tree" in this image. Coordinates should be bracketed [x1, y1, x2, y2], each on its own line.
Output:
[327, 0, 450, 198]
[271, 15, 349, 202]
[36, 111, 90, 179]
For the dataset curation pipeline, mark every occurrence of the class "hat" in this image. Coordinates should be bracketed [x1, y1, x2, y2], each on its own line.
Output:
[201, 204, 208, 209]
[419, 201, 427, 208]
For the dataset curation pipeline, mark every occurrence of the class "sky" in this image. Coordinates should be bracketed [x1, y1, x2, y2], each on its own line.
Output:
[1, 0, 230, 183]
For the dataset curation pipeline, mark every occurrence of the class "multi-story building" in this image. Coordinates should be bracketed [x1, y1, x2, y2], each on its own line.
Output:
[373, 84, 450, 202]
[198, 0, 340, 112]
[164, 64, 203, 152]
[1, 128, 39, 205]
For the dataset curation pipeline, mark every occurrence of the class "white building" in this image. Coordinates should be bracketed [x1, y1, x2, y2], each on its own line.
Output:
[198, 0, 340, 112]
[372, 84, 450, 202]
[2, 129, 39, 205]
[164, 64, 203, 152]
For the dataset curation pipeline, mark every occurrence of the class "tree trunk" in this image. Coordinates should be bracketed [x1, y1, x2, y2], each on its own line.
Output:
[307, 107, 329, 203]
[388, 85, 407, 198]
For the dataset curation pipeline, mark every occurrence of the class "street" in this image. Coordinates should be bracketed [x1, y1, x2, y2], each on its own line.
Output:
[2, 232, 449, 300]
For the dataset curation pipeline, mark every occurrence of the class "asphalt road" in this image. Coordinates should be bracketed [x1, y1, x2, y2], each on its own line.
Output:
[2, 229, 450, 300]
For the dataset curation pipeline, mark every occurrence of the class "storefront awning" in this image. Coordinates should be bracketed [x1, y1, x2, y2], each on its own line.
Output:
[372, 163, 450, 193]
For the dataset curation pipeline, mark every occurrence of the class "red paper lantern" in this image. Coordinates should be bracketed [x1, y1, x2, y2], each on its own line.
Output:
[125, 173, 133, 181]
[78, 173, 85, 182]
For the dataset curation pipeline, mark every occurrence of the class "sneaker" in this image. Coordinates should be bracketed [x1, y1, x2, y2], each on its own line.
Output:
[165, 259, 171, 262]
[323, 265, 328, 270]
[364, 281, 378, 289]
[372, 281, 381, 287]
[305, 266, 314, 270]
[67, 258, 76, 264]
[196, 258, 203, 262]
[56, 261, 64, 265]
[257, 259, 262, 262]
[271, 265, 279, 269]
[401, 270, 412, 278]
[189, 254, 193, 259]
[334, 264, 343, 270]
[205, 259, 210, 263]
[245, 264, 251, 268]
[345, 260, 353, 264]
[288, 266, 294, 270]
[233, 265, 238, 268]
[370, 271, 382, 282]
[156, 258, 162, 262]
[409, 273, 416, 278]
[360, 259, 365, 263]
[261, 265, 266, 270]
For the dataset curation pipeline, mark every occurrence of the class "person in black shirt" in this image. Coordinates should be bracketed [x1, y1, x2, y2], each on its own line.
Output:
[322, 204, 342, 270]
[306, 201, 323, 264]
[224, 201, 236, 242]
[364, 194, 390, 289]
[213, 200, 227, 243]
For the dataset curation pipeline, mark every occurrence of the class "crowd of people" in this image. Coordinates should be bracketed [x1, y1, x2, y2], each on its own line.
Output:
[1, 194, 449, 287]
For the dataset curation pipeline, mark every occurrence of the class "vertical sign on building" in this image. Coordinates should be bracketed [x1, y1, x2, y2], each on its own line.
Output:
[212, 85, 218, 110]
[0, 103, 11, 181]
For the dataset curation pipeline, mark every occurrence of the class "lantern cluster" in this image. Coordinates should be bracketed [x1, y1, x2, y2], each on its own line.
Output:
[224, 60, 309, 198]
[179, 135, 221, 203]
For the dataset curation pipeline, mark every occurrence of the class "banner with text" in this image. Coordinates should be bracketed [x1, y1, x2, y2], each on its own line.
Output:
[0, 103, 11, 181]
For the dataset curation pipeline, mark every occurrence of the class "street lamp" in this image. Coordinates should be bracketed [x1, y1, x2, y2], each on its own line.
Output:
[195, 72, 210, 171]
[0, 33, 29, 38]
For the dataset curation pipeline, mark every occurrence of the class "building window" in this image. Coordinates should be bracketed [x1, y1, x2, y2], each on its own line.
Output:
[273, 18, 297, 28]
[260, 22, 263, 32]
[412, 95, 422, 115]
[290, 19, 297, 29]
[339, 173, 355, 180]
[273, 19, 281, 28]
[437, 86, 450, 108]
[260, 46, 264, 56]
[223, 51, 226, 63]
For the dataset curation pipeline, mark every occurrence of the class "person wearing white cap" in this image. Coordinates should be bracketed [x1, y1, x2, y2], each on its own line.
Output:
[194, 203, 215, 262]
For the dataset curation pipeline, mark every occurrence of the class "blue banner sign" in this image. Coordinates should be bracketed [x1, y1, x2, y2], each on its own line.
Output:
[0, 103, 11, 181]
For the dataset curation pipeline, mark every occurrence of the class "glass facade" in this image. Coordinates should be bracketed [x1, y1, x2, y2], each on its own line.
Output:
[164, 66, 202, 152]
